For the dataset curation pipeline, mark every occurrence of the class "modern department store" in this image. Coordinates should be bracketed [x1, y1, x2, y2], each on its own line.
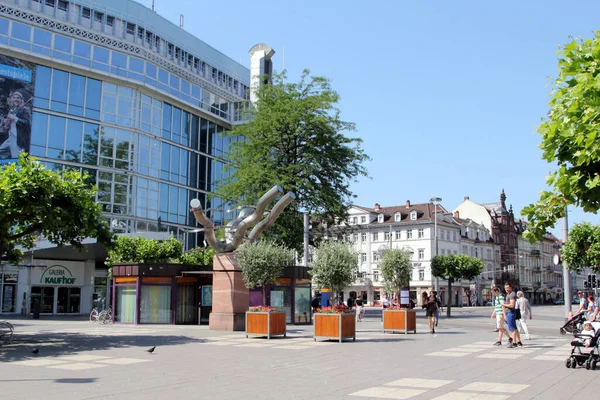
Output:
[0, 0, 266, 320]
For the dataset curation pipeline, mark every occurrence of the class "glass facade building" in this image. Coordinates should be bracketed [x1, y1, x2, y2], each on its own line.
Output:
[0, 0, 250, 249]
[0, 0, 252, 316]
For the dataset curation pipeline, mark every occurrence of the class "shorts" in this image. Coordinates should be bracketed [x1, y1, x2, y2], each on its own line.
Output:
[506, 311, 517, 332]
[495, 314, 505, 329]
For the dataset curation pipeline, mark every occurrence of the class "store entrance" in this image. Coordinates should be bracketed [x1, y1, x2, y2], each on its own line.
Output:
[31, 286, 54, 313]
[57, 287, 81, 313]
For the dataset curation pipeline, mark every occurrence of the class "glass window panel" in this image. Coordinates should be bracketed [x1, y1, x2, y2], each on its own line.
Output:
[169, 185, 178, 216]
[172, 107, 181, 135]
[111, 51, 127, 68]
[146, 62, 157, 79]
[68, 74, 85, 116]
[50, 69, 68, 112]
[53, 34, 71, 53]
[162, 103, 171, 139]
[30, 112, 48, 147]
[34, 66, 51, 108]
[93, 46, 109, 63]
[64, 119, 83, 162]
[0, 18, 8, 36]
[85, 78, 101, 120]
[74, 40, 91, 58]
[115, 286, 136, 323]
[129, 56, 143, 73]
[140, 285, 172, 323]
[33, 28, 51, 47]
[178, 187, 187, 222]
[179, 150, 188, 185]
[207, 121, 215, 155]
[158, 68, 168, 84]
[47, 115, 65, 159]
[82, 122, 98, 165]
[170, 146, 180, 176]
[170, 75, 179, 90]
[160, 183, 168, 212]
[11, 22, 30, 41]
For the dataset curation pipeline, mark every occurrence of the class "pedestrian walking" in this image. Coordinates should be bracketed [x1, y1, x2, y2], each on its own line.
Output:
[516, 291, 532, 340]
[355, 295, 364, 322]
[502, 282, 522, 348]
[586, 295, 597, 321]
[490, 286, 509, 345]
[424, 291, 438, 334]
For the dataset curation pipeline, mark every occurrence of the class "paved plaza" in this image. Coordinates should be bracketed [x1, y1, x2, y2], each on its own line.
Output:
[1, 306, 600, 399]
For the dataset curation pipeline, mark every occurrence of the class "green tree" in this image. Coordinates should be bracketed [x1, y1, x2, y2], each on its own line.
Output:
[217, 70, 370, 251]
[431, 254, 484, 317]
[235, 240, 292, 306]
[379, 248, 413, 300]
[561, 222, 600, 273]
[0, 154, 113, 263]
[310, 241, 358, 305]
[523, 32, 600, 241]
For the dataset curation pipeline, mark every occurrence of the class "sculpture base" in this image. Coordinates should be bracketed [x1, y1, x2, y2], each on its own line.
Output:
[209, 312, 246, 331]
[208, 253, 249, 332]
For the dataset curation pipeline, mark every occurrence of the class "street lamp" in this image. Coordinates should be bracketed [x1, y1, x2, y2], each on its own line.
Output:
[430, 197, 442, 292]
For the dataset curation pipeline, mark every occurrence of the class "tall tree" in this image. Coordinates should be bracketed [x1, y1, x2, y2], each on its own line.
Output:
[310, 241, 358, 305]
[560, 222, 600, 273]
[235, 240, 292, 306]
[0, 154, 113, 263]
[431, 254, 484, 317]
[522, 32, 600, 241]
[217, 70, 370, 251]
[379, 248, 413, 300]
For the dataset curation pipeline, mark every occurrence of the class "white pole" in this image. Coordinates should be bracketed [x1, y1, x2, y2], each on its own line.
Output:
[562, 207, 571, 322]
[434, 203, 439, 292]
[303, 212, 309, 268]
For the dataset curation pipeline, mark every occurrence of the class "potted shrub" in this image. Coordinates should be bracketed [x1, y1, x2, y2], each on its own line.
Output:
[379, 248, 415, 334]
[237, 240, 292, 339]
[310, 241, 358, 342]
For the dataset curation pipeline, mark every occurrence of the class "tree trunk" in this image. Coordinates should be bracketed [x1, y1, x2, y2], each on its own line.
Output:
[262, 285, 267, 307]
[447, 278, 453, 318]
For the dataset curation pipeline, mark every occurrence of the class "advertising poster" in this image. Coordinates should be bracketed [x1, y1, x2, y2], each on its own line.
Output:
[201, 285, 212, 306]
[0, 54, 35, 165]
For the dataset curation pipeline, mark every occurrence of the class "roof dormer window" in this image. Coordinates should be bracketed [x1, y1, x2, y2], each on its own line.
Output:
[377, 214, 384, 223]
[410, 211, 417, 220]
[395, 213, 401, 222]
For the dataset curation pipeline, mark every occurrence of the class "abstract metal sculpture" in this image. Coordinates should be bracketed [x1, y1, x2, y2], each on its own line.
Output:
[190, 185, 295, 253]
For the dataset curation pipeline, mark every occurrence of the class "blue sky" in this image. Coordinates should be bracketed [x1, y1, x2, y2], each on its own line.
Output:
[139, 0, 600, 237]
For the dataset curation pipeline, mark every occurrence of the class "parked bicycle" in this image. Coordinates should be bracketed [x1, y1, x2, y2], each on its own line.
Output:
[0, 321, 14, 343]
[90, 307, 113, 325]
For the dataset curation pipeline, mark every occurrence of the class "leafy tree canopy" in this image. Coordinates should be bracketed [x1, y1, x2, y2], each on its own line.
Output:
[0, 154, 113, 264]
[106, 236, 214, 266]
[379, 248, 413, 295]
[217, 70, 370, 251]
[310, 241, 358, 297]
[235, 240, 292, 305]
[431, 254, 484, 282]
[561, 222, 600, 273]
[523, 32, 600, 241]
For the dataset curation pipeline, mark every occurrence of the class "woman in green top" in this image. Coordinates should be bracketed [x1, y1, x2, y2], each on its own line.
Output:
[490, 286, 509, 345]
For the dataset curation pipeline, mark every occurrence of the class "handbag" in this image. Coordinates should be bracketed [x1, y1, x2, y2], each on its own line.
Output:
[515, 308, 522, 320]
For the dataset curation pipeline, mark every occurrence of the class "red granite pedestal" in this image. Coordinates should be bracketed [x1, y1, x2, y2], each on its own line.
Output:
[209, 252, 249, 331]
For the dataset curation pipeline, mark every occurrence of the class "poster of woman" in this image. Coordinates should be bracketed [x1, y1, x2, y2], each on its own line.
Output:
[0, 55, 35, 163]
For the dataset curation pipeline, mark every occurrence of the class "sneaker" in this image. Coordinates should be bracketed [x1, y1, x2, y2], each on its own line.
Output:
[509, 338, 513, 344]
[493, 329, 499, 332]
[525, 335, 531, 340]
[432, 329, 435, 334]
[507, 343, 517, 348]
[517, 342, 523, 347]
[493, 341, 502, 346]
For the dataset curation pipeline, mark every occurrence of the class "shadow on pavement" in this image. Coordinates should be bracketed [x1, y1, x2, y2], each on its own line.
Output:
[0, 332, 206, 363]
[0, 378, 98, 384]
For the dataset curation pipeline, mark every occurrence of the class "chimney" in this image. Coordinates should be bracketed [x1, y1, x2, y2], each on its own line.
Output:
[248, 44, 275, 104]
[406, 200, 411, 208]
[454, 211, 459, 218]
[464, 196, 470, 201]
[374, 203, 380, 210]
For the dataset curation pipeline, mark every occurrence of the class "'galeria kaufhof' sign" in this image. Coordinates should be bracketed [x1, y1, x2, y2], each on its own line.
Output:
[31, 265, 83, 286]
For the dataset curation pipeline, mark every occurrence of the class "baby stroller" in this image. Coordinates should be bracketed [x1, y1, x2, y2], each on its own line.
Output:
[560, 312, 586, 335]
[565, 322, 600, 370]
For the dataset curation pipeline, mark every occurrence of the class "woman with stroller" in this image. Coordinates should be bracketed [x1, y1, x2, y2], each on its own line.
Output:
[516, 291, 532, 340]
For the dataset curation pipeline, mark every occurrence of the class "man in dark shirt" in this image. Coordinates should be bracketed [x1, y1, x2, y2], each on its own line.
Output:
[503, 282, 522, 348]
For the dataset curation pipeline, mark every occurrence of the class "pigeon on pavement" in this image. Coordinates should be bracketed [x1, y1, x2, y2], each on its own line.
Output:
[146, 346, 156, 354]
[31, 348, 39, 355]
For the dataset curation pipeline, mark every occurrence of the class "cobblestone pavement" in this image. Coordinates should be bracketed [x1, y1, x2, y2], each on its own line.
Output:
[1, 306, 598, 399]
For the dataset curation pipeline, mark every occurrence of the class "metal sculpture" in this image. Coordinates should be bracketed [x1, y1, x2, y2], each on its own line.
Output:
[190, 185, 295, 253]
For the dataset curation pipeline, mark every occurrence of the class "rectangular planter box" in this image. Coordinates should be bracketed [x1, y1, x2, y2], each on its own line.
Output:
[314, 313, 356, 343]
[245, 311, 286, 339]
[383, 309, 417, 334]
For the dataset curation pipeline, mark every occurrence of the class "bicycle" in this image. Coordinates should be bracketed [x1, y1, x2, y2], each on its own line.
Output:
[90, 307, 113, 324]
[0, 321, 14, 343]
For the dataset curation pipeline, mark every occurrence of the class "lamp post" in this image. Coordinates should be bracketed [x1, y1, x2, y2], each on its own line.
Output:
[430, 197, 442, 292]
